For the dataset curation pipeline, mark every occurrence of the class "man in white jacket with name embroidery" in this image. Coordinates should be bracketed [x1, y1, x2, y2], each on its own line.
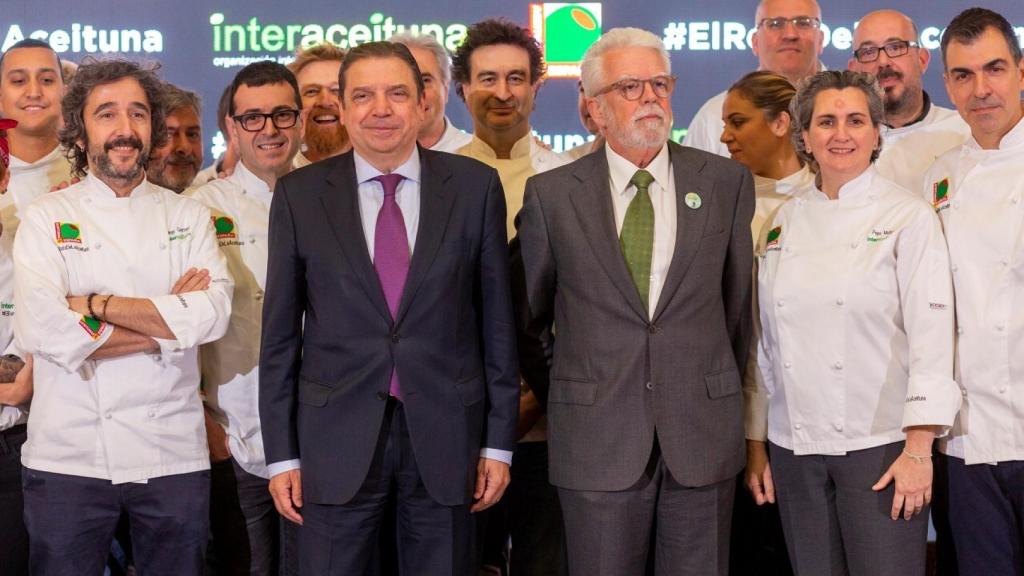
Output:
[13, 59, 232, 576]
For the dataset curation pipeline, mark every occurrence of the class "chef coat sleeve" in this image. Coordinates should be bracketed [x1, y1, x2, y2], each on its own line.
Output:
[13, 202, 113, 372]
[896, 202, 961, 433]
[150, 199, 234, 352]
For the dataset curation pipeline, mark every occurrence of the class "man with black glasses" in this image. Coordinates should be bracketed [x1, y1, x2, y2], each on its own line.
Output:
[848, 9, 969, 192]
[189, 60, 302, 576]
[684, 0, 824, 156]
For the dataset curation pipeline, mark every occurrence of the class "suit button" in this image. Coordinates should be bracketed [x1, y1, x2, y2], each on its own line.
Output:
[648, 324, 659, 334]
[391, 334, 401, 343]
[376, 391, 388, 401]
[645, 381, 653, 390]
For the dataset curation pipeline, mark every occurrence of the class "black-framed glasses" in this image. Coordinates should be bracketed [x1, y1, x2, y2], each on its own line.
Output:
[231, 109, 301, 132]
[758, 16, 821, 32]
[594, 75, 676, 101]
[853, 40, 920, 63]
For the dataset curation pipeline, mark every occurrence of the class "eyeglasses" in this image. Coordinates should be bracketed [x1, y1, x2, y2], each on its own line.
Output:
[594, 75, 676, 101]
[231, 109, 301, 132]
[758, 16, 821, 32]
[853, 40, 919, 63]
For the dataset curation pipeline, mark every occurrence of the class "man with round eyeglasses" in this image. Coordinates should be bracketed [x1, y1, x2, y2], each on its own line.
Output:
[684, 0, 825, 156]
[188, 60, 302, 576]
[848, 9, 970, 193]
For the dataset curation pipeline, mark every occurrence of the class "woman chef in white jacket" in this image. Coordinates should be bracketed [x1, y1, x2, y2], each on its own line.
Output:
[743, 70, 961, 576]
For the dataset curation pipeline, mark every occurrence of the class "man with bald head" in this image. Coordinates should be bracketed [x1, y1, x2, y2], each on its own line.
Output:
[684, 0, 823, 156]
[848, 9, 969, 192]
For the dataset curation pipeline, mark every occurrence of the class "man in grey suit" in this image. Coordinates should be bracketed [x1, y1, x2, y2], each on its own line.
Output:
[512, 27, 754, 575]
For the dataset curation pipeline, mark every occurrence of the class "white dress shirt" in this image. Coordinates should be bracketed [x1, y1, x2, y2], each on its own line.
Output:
[13, 175, 233, 483]
[430, 116, 473, 153]
[748, 167, 960, 455]
[876, 97, 971, 193]
[189, 161, 274, 478]
[606, 143, 677, 318]
[924, 116, 1024, 465]
[266, 148, 512, 478]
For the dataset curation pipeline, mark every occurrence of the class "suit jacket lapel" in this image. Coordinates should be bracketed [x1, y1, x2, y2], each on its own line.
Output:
[321, 153, 391, 323]
[568, 149, 648, 321]
[395, 148, 456, 325]
[652, 142, 713, 322]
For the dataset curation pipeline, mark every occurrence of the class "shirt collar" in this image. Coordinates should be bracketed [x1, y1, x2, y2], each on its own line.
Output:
[86, 172, 153, 199]
[230, 160, 274, 206]
[466, 132, 534, 160]
[353, 147, 421, 185]
[606, 143, 671, 196]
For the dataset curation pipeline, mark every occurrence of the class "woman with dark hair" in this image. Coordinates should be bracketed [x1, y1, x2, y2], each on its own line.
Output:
[720, 71, 812, 243]
[744, 70, 960, 575]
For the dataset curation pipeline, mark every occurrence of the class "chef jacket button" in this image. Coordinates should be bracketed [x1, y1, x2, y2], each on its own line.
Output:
[1002, 260, 1010, 267]
[850, 241, 859, 249]
[784, 247, 792, 254]
[376, 391, 387, 401]
[159, 242, 167, 250]
[836, 298, 845, 306]
[148, 410, 156, 418]
[249, 235, 256, 244]
[1013, 197, 1020, 204]
[776, 300, 785, 308]
[153, 196, 161, 203]
[1000, 386, 1008, 394]
[834, 422, 844, 432]
[996, 324, 1006, 332]
[784, 362, 792, 369]
[794, 423, 802, 430]
[961, 389, 968, 397]
[833, 361, 843, 370]
[957, 327, 964, 335]
[104, 412, 112, 420]
[645, 381, 654, 390]
[94, 242, 102, 250]
[953, 200, 961, 209]
[153, 355, 162, 362]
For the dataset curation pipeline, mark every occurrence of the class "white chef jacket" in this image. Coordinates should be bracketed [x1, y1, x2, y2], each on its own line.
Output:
[13, 175, 233, 483]
[748, 166, 960, 455]
[876, 98, 970, 194]
[924, 116, 1024, 465]
[430, 116, 473, 153]
[751, 165, 815, 246]
[189, 161, 272, 479]
[0, 147, 74, 431]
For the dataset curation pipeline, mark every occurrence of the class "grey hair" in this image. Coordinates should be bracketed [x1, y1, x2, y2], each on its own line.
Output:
[162, 83, 202, 118]
[580, 27, 671, 97]
[789, 70, 885, 166]
[390, 32, 452, 86]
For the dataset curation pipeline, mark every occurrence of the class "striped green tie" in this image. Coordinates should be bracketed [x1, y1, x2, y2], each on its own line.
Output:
[620, 169, 655, 312]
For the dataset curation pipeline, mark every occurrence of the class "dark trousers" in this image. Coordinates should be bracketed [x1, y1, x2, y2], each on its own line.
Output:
[558, 442, 735, 576]
[931, 449, 959, 576]
[943, 454, 1024, 576]
[729, 472, 793, 576]
[507, 442, 566, 576]
[0, 425, 28, 575]
[209, 457, 298, 576]
[22, 467, 209, 576]
[299, 399, 474, 576]
[768, 441, 928, 576]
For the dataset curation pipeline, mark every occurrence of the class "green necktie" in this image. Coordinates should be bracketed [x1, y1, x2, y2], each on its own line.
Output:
[620, 169, 655, 312]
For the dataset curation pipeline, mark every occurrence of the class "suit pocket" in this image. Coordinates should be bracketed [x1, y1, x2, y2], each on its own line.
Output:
[704, 368, 741, 399]
[549, 378, 597, 405]
[297, 378, 333, 407]
[454, 374, 485, 406]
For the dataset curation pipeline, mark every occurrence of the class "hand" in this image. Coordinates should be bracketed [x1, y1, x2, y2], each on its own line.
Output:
[49, 176, 81, 192]
[269, 469, 304, 525]
[66, 295, 89, 316]
[171, 268, 211, 294]
[872, 451, 933, 520]
[745, 440, 775, 505]
[203, 409, 231, 463]
[471, 458, 510, 513]
[0, 354, 33, 407]
[516, 385, 543, 440]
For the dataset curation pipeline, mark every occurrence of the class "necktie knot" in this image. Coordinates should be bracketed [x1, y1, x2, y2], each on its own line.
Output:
[373, 173, 405, 198]
[630, 169, 655, 194]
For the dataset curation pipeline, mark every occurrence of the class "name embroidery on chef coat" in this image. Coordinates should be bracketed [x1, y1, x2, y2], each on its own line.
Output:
[168, 225, 193, 242]
[933, 178, 950, 212]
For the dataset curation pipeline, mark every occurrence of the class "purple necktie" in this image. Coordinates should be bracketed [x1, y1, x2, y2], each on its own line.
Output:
[373, 173, 408, 400]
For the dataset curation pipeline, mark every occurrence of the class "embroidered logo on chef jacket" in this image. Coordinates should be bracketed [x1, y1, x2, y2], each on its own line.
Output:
[0, 301, 13, 317]
[933, 178, 950, 212]
[765, 226, 782, 251]
[78, 315, 107, 340]
[54, 222, 82, 244]
[866, 228, 894, 242]
[168, 225, 193, 242]
[212, 216, 236, 239]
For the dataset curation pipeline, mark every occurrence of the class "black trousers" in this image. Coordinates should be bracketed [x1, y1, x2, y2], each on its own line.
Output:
[0, 424, 28, 575]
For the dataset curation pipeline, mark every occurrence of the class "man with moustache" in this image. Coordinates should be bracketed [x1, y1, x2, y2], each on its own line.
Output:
[259, 41, 518, 575]
[391, 33, 473, 153]
[513, 27, 754, 575]
[147, 84, 203, 194]
[922, 9, 1024, 575]
[451, 17, 570, 576]
[189, 61, 302, 576]
[12, 59, 232, 576]
[287, 43, 349, 168]
[684, 0, 824, 156]
[848, 10, 970, 192]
